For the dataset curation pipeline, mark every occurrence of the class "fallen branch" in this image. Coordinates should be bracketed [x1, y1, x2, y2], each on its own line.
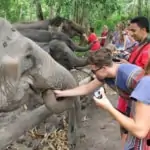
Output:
[0, 105, 52, 150]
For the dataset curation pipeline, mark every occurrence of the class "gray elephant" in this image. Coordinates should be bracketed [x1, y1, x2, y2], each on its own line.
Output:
[35, 40, 89, 70]
[0, 18, 81, 149]
[16, 29, 91, 70]
[13, 16, 85, 38]
[17, 28, 91, 51]
[49, 39, 88, 70]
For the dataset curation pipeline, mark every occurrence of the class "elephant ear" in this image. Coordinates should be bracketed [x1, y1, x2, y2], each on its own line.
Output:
[1, 55, 20, 80]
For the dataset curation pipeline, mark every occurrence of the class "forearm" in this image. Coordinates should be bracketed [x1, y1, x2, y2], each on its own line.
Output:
[107, 106, 142, 138]
[98, 36, 107, 39]
[61, 85, 90, 97]
[83, 35, 88, 42]
[61, 79, 102, 97]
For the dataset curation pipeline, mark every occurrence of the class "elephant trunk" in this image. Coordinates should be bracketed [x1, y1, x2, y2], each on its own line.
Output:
[68, 52, 88, 68]
[17, 29, 52, 42]
[13, 20, 50, 30]
[65, 38, 90, 52]
[50, 31, 90, 52]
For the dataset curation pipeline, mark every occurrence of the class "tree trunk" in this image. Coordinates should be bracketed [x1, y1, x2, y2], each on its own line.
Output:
[56, 4, 61, 16]
[0, 105, 52, 150]
[145, 0, 149, 18]
[49, 5, 55, 19]
[138, 0, 142, 16]
[35, 0, 44, 20]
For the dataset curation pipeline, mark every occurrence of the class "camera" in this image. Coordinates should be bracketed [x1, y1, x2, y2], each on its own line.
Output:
[94, 87, 104, 99]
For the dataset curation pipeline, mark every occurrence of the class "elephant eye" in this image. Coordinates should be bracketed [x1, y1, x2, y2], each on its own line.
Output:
[26, 54, 31, 59]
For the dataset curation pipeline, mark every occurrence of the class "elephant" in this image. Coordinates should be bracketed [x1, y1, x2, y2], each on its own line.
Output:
[16, 29, 91, 70]
[13, 16, 86, 39]
[17, 28, 90, 52]
[49, 39, 88, 70]
[13, 19, 50, 30]
[36, 42, 50, 53]
[0, 17, 81, 149]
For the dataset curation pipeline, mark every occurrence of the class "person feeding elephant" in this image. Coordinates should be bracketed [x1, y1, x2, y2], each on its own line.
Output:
[83, 27, 101, 51]
[54, 48, 150, 150]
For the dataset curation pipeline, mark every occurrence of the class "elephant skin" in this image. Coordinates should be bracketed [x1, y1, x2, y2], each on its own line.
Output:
[13, 20, 50, 30]
[0, 17, 81, 148]
[35, 40, 88, 70]
[13, 16, 85, 38]
[17, 29, 91, 52]
[49, 39, 88, 70]
[36, 42, 50, 53]
[0, 17, 81, 113]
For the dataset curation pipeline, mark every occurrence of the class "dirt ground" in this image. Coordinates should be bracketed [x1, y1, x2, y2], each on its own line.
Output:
[76, 91, 121, 150]
[7, 87, 121, 150]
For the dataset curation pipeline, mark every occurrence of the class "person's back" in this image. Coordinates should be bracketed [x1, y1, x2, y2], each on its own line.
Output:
[104, 64, 144, 99]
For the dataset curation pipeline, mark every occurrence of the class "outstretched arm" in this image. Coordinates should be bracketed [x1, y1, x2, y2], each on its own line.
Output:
[82, 33, 88, 42]
[54, 78, 103, 97]
[98, 36, 107, 40]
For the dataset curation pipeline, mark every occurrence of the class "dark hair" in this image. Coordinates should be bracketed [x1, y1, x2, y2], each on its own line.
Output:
[130, 16, 149, 33]
[90, 27, 94, 32]
[87, 48, 113, 68]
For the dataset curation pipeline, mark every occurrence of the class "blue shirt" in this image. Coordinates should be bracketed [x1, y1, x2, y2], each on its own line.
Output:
[103, 64, 144, 100]
[124, 76, 150, 150]
[130, 76, 150, 104]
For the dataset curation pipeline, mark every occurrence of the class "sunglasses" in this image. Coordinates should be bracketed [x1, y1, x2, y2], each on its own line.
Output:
[91, 67, 102, 74]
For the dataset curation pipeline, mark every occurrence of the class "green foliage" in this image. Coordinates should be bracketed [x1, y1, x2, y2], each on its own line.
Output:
[0, 0, 149, 31]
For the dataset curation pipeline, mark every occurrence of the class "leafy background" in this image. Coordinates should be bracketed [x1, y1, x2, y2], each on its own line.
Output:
[0, 0, 149, 33]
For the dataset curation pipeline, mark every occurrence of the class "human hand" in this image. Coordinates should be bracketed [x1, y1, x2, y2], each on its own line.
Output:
[82, 33, 86, 37]
[53, 90, 64, 98]
[93, 88, 113, 110]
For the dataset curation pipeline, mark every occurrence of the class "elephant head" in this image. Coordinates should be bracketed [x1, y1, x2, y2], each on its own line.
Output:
[0, 17, 82, 114]
[17, 28, 91, 51]
[49, 39, 88, 70]
[0, 18, 82, 149]
[13, 16, 86, 44]
[13, 20, 50, 30]
[16, 29, 91, 70]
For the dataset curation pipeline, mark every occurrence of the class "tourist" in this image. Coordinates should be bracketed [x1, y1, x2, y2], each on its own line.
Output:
[83, 27, 101, 51]
[117, 16, 150, 145]
[99, 25, 109, 47]
[93, 58, 150, 149]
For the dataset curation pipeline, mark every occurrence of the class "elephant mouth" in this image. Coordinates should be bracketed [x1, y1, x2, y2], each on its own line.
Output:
[42, 90, 74, 114]
[56, 97, 65, 101]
